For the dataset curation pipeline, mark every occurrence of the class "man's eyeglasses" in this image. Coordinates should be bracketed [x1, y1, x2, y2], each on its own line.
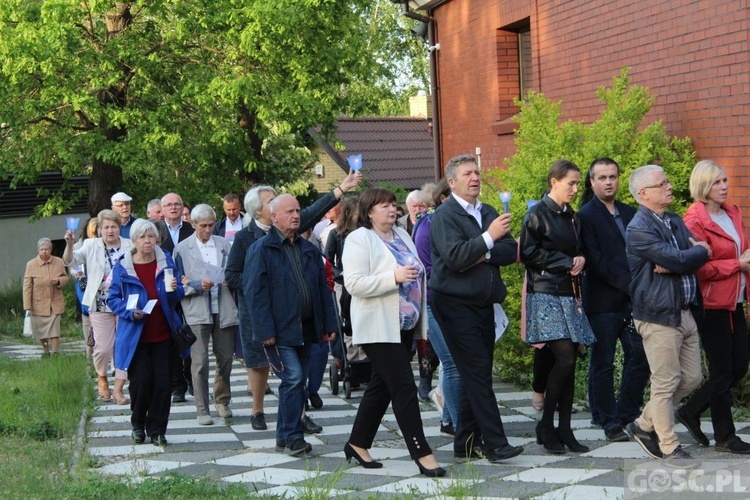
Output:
[163, 202, 184, 208]
[113, 202, 131, 207]
[642, 179, 671, 190]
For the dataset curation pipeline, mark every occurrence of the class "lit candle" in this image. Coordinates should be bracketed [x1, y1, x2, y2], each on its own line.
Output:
[499, 191, 512, 214]
[347, 154, 362, 172]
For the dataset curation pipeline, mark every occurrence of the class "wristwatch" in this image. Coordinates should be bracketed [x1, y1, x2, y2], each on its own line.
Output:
[485, 251, 491, 261]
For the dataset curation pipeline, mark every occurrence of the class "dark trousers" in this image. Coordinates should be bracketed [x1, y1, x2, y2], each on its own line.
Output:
[171, 345, 192, 396]
[587, 309, 649, 430]
[681, 306, 749, 443]
[431, 291, 509, 453]
[130, 339, 174, 437]
[349, 329, 432, 459]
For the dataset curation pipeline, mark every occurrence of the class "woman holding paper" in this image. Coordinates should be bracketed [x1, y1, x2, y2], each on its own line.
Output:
[109, 219, 184, 446]
[64, 209, 133, 403]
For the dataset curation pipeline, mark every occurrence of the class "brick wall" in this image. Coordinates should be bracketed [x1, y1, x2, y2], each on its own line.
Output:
[433, 0, 750, 211]
[309, 147, 346, 194]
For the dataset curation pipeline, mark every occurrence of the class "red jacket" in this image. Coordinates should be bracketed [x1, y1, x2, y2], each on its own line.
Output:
[683, 201, 750, 310]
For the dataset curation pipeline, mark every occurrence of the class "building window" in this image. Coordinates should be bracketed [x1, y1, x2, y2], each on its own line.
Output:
[518, 25, 534, 97]
[493, 18, 533, 135]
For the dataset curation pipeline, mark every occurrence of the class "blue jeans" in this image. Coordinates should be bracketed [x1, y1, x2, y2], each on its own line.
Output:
[266, 344, 311, 444]
[427, 305, 462, 427]
[587, 310, 649, 431]
[307, 342, 329, 396]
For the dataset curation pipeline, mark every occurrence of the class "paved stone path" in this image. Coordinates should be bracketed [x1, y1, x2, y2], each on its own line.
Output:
[2, 340, 749, 498]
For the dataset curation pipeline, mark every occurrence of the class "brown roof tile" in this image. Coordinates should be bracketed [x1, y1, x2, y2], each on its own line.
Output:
[318, 117, 436, 190]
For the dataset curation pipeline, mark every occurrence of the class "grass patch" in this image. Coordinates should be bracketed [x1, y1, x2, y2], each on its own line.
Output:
[0, 355, 256, 499]
[0, 355, 90, 498]
[0, 355, 91, 440]
[0, 278, 83, 343]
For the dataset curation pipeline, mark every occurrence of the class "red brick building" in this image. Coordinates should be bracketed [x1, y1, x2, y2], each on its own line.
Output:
[406, 0, 750, 210]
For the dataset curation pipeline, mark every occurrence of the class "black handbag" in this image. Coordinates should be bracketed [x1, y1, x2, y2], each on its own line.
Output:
[173, 304, 197, 351]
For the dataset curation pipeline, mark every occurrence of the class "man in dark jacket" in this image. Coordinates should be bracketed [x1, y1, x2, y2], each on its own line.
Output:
[430, 154, 523, 463]
[625, 164, 710, 467]
[225, 170, 361, 431]
[579, 158, 649, 443]
[160, 191, 195, 403]
[244, 194, 338, 457]
[213, 193, 245, 243]
[160, 192, 194, 255]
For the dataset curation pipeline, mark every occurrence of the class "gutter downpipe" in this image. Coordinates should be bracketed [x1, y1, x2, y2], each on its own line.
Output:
[399, 4, 442, 181]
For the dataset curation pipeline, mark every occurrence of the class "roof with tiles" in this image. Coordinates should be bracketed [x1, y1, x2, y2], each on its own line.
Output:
[319, 117, 435, 190]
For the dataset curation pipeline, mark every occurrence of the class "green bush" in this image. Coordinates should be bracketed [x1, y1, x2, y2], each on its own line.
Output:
[483, 68, 697, 400]
[0, 278, 24, 321]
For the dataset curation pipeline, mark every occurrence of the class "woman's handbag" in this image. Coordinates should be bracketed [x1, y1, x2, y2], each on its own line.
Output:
[23, 311, 32, 338]
[172, 304, 197, 351]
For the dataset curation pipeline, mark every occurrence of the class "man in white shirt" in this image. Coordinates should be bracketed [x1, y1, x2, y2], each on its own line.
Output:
[214, 193, 245, 244]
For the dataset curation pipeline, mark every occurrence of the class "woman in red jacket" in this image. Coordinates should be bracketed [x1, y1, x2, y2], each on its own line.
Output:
[678, 160, 750, 454]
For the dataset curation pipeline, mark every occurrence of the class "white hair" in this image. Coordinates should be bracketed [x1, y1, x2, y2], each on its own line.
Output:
[244, 185, 277, 219]
[405, 190, 421, 205]
[269, 193, 295, 214]
[190, 204, 216, 223]
[629, 165, 663, 203]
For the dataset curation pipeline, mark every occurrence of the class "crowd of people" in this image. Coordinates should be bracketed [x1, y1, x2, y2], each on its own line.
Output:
[21, 153, 750, 473]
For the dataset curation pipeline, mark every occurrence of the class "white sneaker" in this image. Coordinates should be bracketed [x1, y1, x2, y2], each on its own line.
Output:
[197, 414, 214, 425]
[215, 403, 233, 419]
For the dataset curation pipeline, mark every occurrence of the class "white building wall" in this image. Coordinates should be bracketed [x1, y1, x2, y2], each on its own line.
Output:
[0, 212, 88, 290]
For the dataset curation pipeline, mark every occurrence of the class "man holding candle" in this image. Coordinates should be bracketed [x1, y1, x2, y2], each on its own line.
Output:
[429, 153, 523, 462]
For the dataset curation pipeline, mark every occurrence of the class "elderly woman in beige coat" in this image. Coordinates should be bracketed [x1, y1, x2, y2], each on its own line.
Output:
[23, 237, 69, 357]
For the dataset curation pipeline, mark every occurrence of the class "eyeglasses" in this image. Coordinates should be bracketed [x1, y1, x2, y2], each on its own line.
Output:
[163, 202, 184, 208]
[113, 202, 131, 207]
[642, 179, 671, 190]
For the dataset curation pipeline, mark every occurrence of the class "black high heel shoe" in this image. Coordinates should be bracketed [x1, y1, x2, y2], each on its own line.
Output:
[415, 458, 446, 477]
[536, 422, 565, 454]
[557, 428, 589, 453]
[344, 443, 383, 469]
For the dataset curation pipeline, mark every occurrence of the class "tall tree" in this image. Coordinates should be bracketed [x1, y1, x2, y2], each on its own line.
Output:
[0, 0, 421, 216]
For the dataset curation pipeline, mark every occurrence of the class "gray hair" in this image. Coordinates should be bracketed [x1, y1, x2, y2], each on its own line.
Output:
[445, 154, 477, 181]
[629, 164, 664, 203]
[244, 185, 277, 219]
[97, 209, 120, 228]
[160, 192, 182, 205]
[405, 190, 421, 205]
[269, 193, 295, 214]
[420, 182, 437, 207]
[147, 199, 161, 211]
[129, 219, 158, 248]
[191, 203, 216, 223]
[37, 237, 52, 250]
[149, 219, 169, 244]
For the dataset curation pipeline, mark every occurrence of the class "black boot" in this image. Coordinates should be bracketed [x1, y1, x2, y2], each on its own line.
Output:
[536, 421, 565, 454]
[557, 427, 589, 453]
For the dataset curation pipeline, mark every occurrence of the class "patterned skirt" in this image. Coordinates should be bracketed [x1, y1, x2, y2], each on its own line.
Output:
[525, 293, 596, 346]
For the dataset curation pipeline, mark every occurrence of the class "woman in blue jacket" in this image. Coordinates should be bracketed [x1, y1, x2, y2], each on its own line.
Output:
[109, 219, 184, 447]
